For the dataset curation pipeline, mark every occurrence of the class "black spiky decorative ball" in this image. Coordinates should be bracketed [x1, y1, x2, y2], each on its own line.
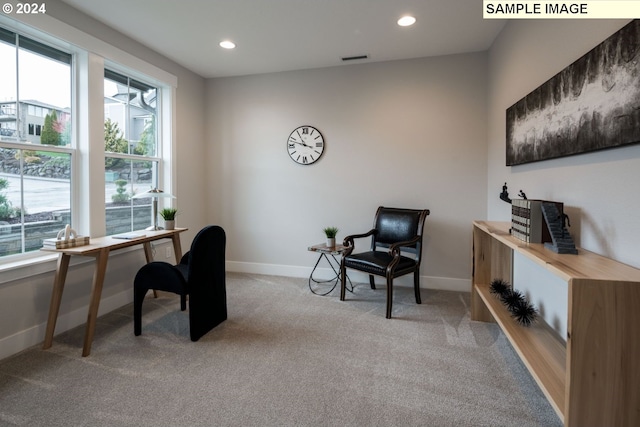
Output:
[510, 299, 538, 326]
[500, 289, 525, 311]
[489, 279, 509, 296]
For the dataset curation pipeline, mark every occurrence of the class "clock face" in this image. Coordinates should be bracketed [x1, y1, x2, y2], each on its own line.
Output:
[287, 126, 324, 165]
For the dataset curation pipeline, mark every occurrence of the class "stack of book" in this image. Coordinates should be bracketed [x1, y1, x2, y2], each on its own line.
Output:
[511, 199, 563, 243]
[43, 236, 91, 249]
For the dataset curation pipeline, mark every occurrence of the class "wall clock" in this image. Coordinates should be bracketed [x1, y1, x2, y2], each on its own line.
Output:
[287, 125, 324, 165]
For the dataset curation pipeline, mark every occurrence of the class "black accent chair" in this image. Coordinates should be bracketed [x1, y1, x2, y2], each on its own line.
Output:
[340, 207, 430, 318]
[134, 225, 227, 341]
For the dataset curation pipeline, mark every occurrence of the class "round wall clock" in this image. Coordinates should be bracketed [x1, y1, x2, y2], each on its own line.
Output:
[287, 125, 324, 165]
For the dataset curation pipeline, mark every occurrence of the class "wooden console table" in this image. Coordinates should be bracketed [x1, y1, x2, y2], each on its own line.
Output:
[472, 221, 640, 427]
[41, 228, 187, 357]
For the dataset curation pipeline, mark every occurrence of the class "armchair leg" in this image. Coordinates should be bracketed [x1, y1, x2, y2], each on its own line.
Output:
[133, 287, 148, 336]
[386, 276, 393, 319]
[369, 275, 376, 289]
[414, 270, 422, 304]
[180, 294, 187, 311]
[340, 262, 347, 301]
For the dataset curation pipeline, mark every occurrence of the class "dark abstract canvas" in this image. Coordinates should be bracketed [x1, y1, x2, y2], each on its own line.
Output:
[506, 20, 640, 166]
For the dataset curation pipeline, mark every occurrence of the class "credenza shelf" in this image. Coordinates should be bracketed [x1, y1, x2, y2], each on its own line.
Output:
[472, 221, 640, 427]
[474, 283, 566, 417]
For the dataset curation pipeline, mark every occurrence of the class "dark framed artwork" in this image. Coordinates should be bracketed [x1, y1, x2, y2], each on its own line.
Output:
[506, 20, 640, 166]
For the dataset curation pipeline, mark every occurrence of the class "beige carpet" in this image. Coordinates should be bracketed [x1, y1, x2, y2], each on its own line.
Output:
[0, 273, 561, 426]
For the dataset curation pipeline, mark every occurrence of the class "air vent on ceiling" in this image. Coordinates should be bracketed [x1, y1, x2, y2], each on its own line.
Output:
[341, 55, 369, 62]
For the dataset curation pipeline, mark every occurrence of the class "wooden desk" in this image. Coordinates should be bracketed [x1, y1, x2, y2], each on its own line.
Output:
[41, 228, 187, 357]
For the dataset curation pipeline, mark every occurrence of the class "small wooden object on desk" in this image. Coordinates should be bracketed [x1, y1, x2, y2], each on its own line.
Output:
[472, 221, 640, 427]
[43, 224, 90, 249]
[43, 236, 90, 249]
[41, 228, 188, 357]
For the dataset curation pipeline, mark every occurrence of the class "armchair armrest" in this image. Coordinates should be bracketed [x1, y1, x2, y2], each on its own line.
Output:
[383, 236, 422, 274]
[342, 229, 377, 257]
[388, 236, 421, 257]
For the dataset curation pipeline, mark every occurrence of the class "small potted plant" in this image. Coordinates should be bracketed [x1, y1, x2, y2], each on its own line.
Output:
[323, 226, 339, 248]
[160, 208, 178, 230]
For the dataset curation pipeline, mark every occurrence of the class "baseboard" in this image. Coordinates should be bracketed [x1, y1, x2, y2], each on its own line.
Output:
[225, 261, 311, 278]
[0, 288, 133, 362]
[226, 261, 470, 292]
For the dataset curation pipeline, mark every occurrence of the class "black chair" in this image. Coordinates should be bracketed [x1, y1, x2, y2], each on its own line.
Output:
[134, 225, 227, 341]
[340, 207, 430, 318]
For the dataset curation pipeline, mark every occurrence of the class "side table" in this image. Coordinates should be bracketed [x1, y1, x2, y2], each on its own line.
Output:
[307, 243, 353, 296]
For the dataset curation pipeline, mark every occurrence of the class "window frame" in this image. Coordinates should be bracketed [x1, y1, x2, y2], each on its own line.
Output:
[0, 13, 177, 270]
[0, 25, 75, 261]
[104, 67, 163, 234]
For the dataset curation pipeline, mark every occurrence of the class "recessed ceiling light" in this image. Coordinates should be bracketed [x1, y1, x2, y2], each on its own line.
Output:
[219, 40, 236, 49]
[397, 15, 416, 27]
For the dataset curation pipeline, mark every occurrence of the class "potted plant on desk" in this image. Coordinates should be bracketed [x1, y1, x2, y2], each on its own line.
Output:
[160, 208, 178, 230]
[323, 226, 338, 248]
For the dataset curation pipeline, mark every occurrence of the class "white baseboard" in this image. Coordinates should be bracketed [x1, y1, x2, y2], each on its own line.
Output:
[225, 261, 311, 278]
[226, 261, 470, 292]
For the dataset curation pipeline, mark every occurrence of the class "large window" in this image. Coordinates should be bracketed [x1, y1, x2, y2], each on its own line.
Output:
[104, 69, 160, 235]
[0, 20, 174, 262]
[0, 27, 72, 258]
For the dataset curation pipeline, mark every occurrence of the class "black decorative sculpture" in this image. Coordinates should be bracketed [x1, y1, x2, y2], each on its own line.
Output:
[540, 202, 578, 254]
[499, 183, 529, 203]
[489, 278, 538, 326]
[490, 278, 510, 295]
[500, 182, 512, 204]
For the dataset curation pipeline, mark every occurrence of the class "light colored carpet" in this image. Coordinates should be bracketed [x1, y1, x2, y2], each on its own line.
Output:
[0, 273, 562, 426]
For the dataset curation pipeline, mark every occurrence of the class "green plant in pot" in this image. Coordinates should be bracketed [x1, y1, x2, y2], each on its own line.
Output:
[160, 208, 178, 230]
[323, 226, 339, 247]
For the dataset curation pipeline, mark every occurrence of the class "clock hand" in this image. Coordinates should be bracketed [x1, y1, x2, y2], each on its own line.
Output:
[291, 140, 311, 148]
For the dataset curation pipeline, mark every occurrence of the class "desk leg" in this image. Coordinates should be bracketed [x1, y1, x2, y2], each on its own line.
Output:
[171, 233, 183, 262]
[142, 242, 159, 298]
[43, 253, 71, 350]
[82, 248, 109, 357]
[142, 242, 153, 263]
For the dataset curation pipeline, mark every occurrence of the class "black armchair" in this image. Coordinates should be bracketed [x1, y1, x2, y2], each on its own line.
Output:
[134, 225, 227, 341]
[340, 207, 430, 318]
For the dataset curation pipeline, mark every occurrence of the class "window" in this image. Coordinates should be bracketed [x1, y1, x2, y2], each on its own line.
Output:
[104, 69, 160, 234]
[0, 19, 174, 263]
[0, 26, 73, 258]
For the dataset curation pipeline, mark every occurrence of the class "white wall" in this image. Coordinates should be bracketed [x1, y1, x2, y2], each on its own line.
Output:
[206, 53, 488, 289]
[487, 19, 640, 268]
[0, 0, 207, 360]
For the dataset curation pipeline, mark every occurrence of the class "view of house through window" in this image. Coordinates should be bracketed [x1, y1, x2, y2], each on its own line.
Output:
[104, 69, 160, 235]
[0, 24, 169, 260]
[0, 27, 73, 258]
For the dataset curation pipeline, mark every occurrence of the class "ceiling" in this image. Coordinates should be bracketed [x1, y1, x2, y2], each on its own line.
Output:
[60, 0, 506, 79]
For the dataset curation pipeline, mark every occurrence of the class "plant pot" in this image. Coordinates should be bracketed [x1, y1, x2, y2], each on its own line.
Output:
[164, 220, 175, 230]
[326, 237, 335, 248]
